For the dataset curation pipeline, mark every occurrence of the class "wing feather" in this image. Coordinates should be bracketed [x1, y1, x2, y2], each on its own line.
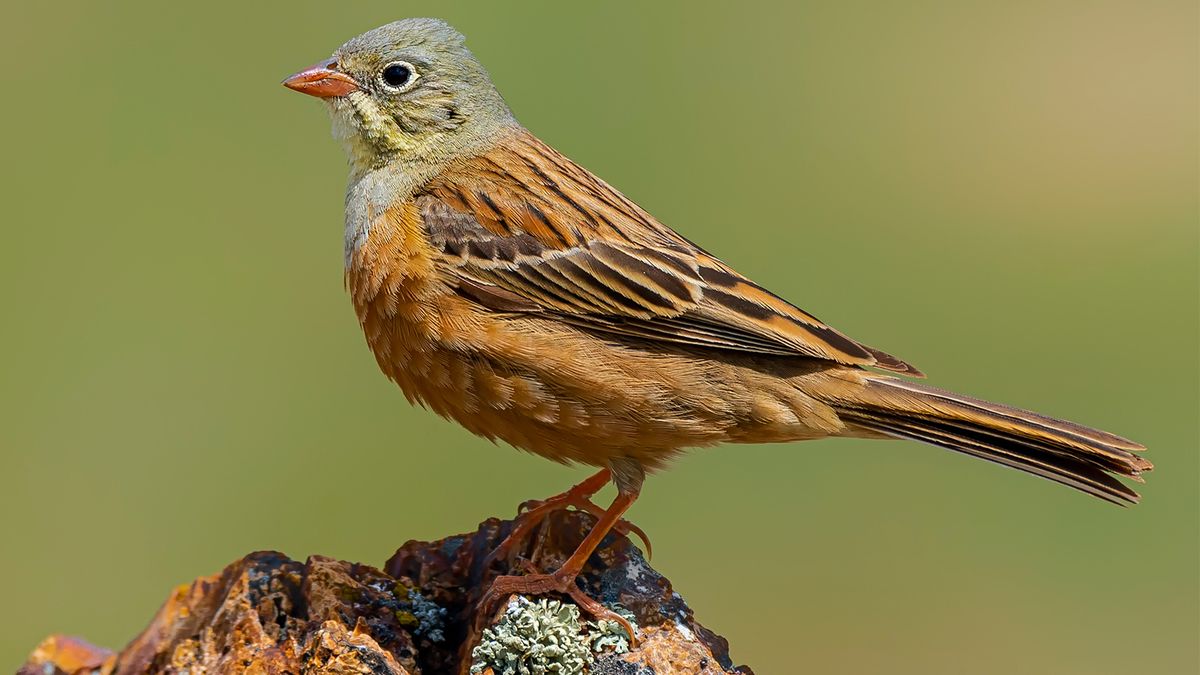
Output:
[419, 130, 922, 375]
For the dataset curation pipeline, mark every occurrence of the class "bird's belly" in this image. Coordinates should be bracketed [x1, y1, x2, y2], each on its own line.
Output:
[358, 297, 704, 467]
[355, 287, 845, 470]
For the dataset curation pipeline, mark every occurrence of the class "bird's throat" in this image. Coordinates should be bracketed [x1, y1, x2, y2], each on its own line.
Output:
[328, 92, 417, 181]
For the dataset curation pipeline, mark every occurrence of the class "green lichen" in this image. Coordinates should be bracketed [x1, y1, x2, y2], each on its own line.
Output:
[394, 609, 419, 629]
[470, 597, 634, 675]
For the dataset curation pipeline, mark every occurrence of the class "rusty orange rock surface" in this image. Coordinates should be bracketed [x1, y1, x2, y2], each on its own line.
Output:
[20, 511, 752, 675]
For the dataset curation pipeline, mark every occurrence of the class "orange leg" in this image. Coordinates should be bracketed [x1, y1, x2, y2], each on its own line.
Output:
[483, 484, 641, 640]
[484, 468, 652, 568]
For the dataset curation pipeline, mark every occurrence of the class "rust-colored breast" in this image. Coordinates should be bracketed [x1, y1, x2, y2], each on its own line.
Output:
[345, 201, 598, 460]
[346, 200, 457, 408]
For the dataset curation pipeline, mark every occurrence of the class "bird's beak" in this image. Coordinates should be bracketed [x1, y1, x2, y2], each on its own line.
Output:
[282, 58, 360, 99]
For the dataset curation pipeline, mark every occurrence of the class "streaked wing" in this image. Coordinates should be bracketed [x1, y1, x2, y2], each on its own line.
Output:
[419, 130, 922, 376]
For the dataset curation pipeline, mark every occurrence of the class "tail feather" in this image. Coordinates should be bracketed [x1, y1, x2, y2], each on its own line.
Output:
[828, 376, 1152, 505]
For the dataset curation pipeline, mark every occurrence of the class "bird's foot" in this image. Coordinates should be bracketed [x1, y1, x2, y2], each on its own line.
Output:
[480, 568, 639, 646]
[484, 474, 651, 569]
[478, 466, 644, 646]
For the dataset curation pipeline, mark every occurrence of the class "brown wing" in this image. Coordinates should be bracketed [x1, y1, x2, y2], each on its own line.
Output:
[420, 130, 922, 376]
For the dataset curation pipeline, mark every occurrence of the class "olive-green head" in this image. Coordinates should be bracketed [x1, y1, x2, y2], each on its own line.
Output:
[284, 18, 517, 175]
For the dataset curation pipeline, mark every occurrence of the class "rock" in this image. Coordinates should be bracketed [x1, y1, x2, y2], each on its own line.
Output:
[19, 511, 752, 675]
[18, 636, 114, 675]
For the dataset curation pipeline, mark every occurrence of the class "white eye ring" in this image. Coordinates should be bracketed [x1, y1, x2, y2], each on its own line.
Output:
[379, 61, 419, 92]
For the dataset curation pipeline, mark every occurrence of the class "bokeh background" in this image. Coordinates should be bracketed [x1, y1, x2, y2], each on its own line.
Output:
[1, 1, 1196, 673]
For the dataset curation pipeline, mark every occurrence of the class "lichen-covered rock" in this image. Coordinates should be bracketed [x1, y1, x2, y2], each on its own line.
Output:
[470, 597, 596, 674]
[20, 511, 753, 674]
[469, 596, 633, 675]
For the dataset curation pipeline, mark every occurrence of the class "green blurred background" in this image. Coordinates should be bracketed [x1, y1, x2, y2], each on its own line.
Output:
[1, 1, 1196, 672]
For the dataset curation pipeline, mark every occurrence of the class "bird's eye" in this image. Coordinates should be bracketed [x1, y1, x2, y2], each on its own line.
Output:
[380, 62, 418, 91]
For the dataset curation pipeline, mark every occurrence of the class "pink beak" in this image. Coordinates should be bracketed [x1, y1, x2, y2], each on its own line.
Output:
[282, 58, 360, 99]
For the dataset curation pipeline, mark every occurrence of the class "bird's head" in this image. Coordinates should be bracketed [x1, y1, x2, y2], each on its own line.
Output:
[284, 18, 516, 178]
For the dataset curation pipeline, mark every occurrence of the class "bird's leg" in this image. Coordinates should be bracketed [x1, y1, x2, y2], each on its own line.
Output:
[481, 458, 645, 642]
[484, 467, 651, 568]
[484, 468, 610, 567]
[555, 496, 653, 559]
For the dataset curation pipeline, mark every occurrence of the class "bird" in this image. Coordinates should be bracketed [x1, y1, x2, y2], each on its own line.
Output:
[283, 17, 1151, 631]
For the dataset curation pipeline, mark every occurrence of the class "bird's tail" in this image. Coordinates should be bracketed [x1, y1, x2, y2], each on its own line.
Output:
[824, 376, 1152, 505]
